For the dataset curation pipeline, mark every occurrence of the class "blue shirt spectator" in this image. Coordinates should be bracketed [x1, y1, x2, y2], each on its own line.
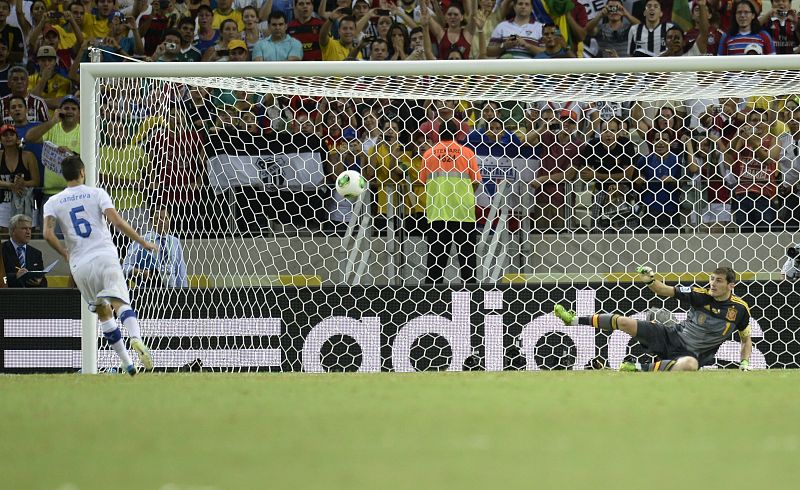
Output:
[253, 12, 303, 61]
[638, 136, 682, 215]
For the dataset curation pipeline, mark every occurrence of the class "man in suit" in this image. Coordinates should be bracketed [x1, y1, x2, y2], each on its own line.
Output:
[2, 214, 48, 287]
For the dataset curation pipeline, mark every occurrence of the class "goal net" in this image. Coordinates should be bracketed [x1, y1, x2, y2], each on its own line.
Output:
[82, 58, 800, 373]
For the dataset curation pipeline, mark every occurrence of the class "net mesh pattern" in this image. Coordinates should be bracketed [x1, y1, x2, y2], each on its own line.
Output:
[80, 69, 800, 372]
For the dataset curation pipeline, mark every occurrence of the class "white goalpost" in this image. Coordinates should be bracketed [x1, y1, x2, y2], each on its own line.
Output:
[78, 56, 800, 374]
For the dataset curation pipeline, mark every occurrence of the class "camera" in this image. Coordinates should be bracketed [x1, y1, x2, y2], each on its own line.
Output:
[165, 42, 177, 50]
[48, 11, 63, 18]
[159, 0, 170, 9]
[338, 7, 353, 15]
[777, 9, 789, 17]
[608, 5, 619, 12]
[376, 8, 391, 15]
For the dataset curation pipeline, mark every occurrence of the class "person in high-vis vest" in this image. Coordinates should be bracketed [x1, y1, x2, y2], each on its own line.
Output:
[420, 122, 483, 285]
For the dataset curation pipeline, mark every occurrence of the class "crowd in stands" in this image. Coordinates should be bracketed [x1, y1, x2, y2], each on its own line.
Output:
[1, 0, 800, 274]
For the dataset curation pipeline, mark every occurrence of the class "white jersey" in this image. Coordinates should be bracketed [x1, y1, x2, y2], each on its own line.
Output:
[43, 185, 120, 268]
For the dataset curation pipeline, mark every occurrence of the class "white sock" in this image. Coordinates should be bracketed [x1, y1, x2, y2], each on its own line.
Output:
[100, 319, 133, 367]
[117, 305, 141, 340]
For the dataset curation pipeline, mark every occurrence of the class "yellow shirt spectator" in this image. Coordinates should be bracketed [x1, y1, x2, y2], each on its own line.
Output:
[212, 10, 244, 31]
[82, 12, 110, 39]
[43, 122, 81, 194]
[321, 38, 360, 61]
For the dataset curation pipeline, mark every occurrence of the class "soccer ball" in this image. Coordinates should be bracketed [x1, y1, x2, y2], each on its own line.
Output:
[335, 170, 367, 201]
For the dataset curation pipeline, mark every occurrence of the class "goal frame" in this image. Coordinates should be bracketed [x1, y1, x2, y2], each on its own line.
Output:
[78, 56, 800, 373]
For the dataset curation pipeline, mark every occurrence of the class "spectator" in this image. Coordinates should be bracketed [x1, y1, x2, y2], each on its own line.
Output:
[778, 104, 800, 227]
[525, 110, 580, 230]
[82, 0, 116, 39]
[628, 0, 674, 57]
[202, 18, 241, 61]
[212, 0, 244, 31]
[420, 99, 471, 143]
[686, 0, 725, 55]
[27, 10, 85, 75]
[536, 23, 576, 58]
[28, 45, 73, 109]
[368, 118, 413, 226]
[2, 214, 47, 287]
[420, 121, 482, 285]
[176, 17, 202, 61]
[123, 206, 188, 288]
[426, 0, 474, 59]
[326, 127, 368, 234]
[637, 129, 683, 228]
[758, 0, 798, 54]
[321, 11, 360, 61]
[694, 132, 735, 232]
[253, 11, 302, 61]
[487, 0, 545, 59]
[662, 0, 709, 56]
[226, 39, 250, 61]
[355, 37, 391, 60]
[138, 0, 176, 56]
[287, 0, 324, 61]
[584, 0, 639, 58]
[727, 109, 780, 230]
[241, 6, 265, 50]
[387, 22, 411, 60]
[468, 115, 524, 229]
[194, 5, 220, 56]
[0, 125, 38, 233]
[0, 0, 23, 63]
[153, 29, 192, 62]
[0, 40, 10, 97]
[718, 0, 775, 55]
[23, 95, 80, 205]
[90, 12, 144, 61]
[579, 117, 640, 228]
[98, 117, 149, 232]
[0, 66, 49, 124]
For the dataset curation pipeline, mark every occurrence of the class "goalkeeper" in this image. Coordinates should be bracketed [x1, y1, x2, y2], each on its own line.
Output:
[554, 266, 753, 372]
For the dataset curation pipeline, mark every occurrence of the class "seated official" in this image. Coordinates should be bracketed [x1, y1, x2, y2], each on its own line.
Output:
[122, 206, 188, 288]
[2, 214, 48, 288]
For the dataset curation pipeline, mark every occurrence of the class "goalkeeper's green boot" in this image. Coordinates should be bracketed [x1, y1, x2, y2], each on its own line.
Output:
[619, 361, 639, 372]
[553, 304, 576, 326]
[131, 338, 153, 371]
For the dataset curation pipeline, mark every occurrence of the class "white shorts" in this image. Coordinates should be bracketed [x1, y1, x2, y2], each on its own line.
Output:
[71, 255, 131, 307]
[702, 203, 732, 224]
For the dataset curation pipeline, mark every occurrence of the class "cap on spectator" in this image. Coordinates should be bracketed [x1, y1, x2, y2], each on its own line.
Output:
[559, 109, 578, 121]
[0, 124, 17, 136]
[43, 25, 60, 37]
[60, 95, 80, 108]
[108, 11, 125, 22]
[37, 45, 57, 58]
[744, 43, 763, 55]
[228, 40, 248, 52]
[343, 127, 357, 140]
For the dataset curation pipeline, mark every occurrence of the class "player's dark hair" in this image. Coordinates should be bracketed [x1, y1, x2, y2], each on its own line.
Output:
[61, 155, 85, 181]
[714, 266, 737, 284]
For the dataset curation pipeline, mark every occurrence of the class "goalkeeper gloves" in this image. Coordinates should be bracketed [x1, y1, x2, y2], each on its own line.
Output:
[740, 359, 751, 371]
[635, 266, 655, 285]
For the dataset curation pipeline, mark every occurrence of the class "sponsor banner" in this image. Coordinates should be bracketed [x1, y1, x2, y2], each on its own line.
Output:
[1, 283, 798, 372]
[207, 152, 325, 193]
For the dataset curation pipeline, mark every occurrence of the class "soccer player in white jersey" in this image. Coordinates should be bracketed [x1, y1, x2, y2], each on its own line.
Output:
[43, 156, 156, 375]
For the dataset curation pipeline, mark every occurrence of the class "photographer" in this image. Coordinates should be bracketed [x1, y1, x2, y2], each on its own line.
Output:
[585, 0, 640, 58]
[153, 29, 185, 62]
[758, 0, 799, 54]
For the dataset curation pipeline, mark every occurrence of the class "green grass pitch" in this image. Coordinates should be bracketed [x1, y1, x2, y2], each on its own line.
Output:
[1, 371, 798, 489]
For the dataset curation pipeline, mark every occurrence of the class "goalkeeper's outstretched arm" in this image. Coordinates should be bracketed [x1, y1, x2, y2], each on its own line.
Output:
[635, 266, 676, 298]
